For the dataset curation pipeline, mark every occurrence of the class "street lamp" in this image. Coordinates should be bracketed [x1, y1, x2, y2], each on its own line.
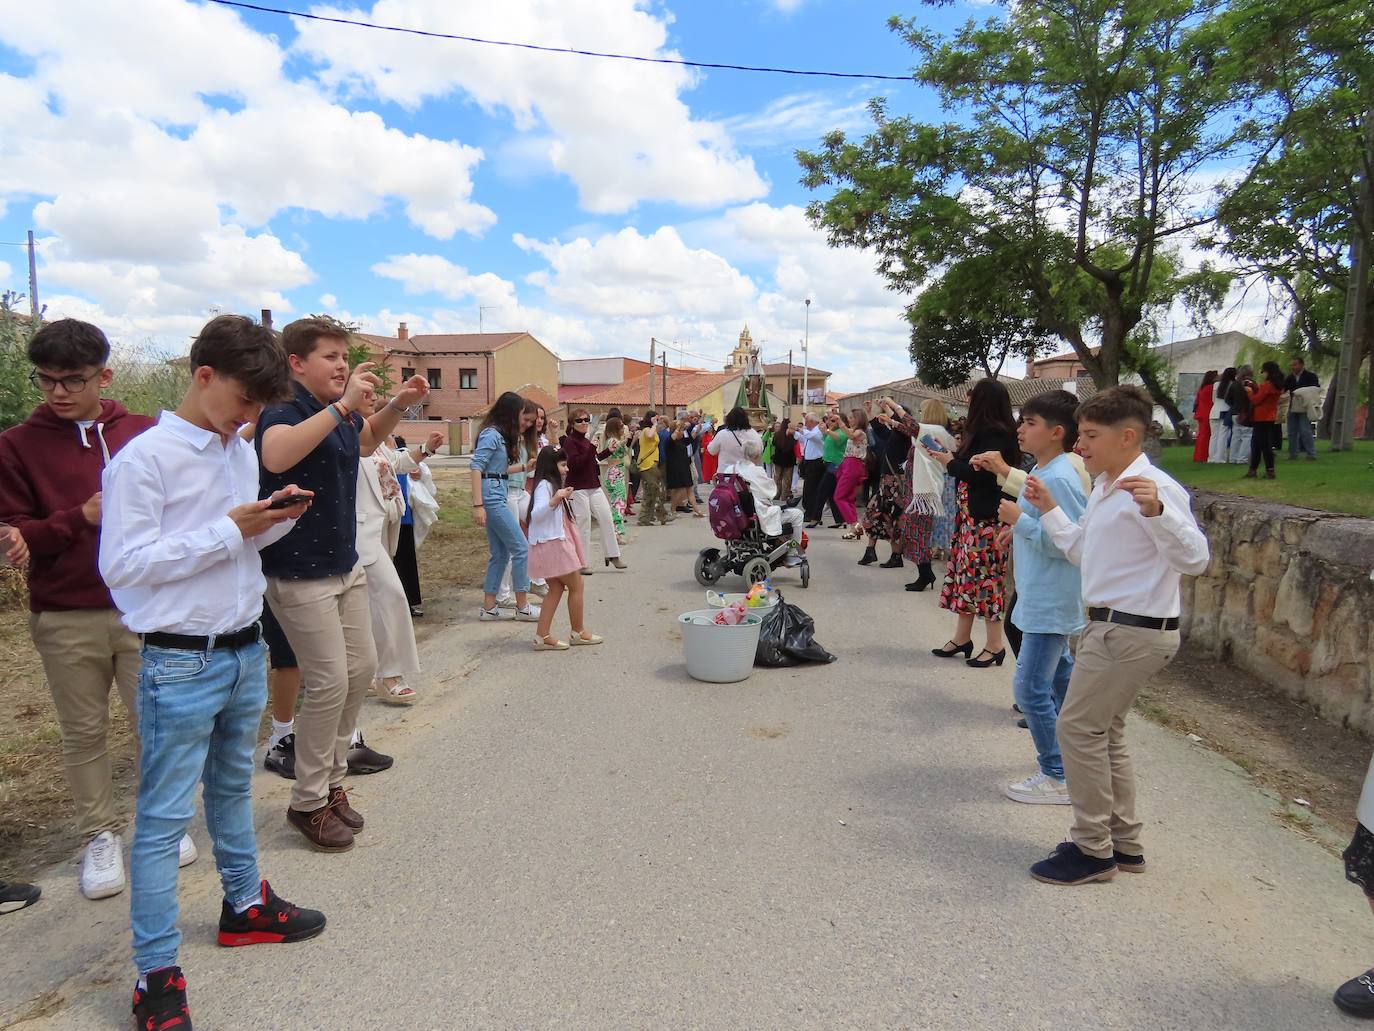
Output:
[802, 298, 811, 414]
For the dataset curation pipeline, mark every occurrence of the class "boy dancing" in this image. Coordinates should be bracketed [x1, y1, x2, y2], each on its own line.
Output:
[1022, 386, 1209, 884]
[99, 315, 325, 1030]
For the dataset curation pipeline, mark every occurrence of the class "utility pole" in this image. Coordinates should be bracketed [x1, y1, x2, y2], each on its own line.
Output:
[26, 230, 38, 321]
[662, 350, 668, 414]
[649, 338, 656, 409]
[802, 298, 811, 413]
[1331, 104, 1374, 451]
[787, 347, 794, 417]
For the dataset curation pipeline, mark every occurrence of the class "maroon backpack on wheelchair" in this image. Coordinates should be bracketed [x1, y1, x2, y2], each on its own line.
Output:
[708, 473, 753, 540]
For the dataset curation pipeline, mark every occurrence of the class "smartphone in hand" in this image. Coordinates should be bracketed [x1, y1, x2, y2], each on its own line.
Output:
[919, 434, 947, 453]
[267, 492, 312, 510]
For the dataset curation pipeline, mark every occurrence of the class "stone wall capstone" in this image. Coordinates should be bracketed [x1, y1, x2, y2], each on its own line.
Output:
[1182, 491, 1374, 734]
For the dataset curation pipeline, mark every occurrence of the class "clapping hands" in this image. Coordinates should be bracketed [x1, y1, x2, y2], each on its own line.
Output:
[1022, 474, 1057, 513]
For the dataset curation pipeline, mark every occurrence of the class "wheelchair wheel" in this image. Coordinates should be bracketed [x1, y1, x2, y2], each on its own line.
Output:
[694, 549, 723, 586]
[799, 560, 810, 589]
[741, 556, 772, 585]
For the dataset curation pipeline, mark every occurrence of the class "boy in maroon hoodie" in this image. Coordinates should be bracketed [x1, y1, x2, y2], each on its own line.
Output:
[0, 319, 195, 900]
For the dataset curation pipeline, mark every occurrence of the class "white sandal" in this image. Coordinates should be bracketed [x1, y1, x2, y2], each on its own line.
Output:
[374, 677, 418, 706]
[570, 631, 603, 646]
[533, 634, 570, 651]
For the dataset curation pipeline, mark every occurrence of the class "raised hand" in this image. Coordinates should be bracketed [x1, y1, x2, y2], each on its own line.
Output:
[342, 362, 382, 410]
[971, 450, 1010, 478]
[1116, 475, 1163, 517]
[426, 431, 445, 453]
[1022, 474, 1057, 513]
[392, 373, 430, 409]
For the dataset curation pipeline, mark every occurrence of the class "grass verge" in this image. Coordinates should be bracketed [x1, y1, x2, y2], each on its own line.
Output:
[1158, 438, 1374, 517]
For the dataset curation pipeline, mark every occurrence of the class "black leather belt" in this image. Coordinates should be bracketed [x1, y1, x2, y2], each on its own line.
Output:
[1087, 607, 1179, 632]
[143, 624, 262, 651]
[482, 473, 508, 480]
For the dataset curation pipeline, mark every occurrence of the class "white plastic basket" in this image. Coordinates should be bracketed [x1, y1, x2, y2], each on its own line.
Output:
[679, 608, 764, 683]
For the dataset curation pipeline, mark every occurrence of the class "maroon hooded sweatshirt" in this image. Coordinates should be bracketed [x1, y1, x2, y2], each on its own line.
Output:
[0, 398, 155, 612]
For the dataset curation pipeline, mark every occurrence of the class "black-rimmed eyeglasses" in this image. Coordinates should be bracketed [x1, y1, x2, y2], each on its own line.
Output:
[29, 370, 100, 394]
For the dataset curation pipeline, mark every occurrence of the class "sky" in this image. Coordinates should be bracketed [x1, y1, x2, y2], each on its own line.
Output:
[0, 1, 1275, 393]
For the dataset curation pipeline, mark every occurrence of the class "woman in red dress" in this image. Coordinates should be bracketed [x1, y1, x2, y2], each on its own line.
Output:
[1192, 370, 1217, 462]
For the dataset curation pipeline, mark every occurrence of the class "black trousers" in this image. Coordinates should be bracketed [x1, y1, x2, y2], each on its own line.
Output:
[393, 523, 423, 607]
[815, 464, 844, 525]
[1005, 592, 1022, 659]
[1248, 421, 1279, 473]
[800, 458, 826, 521]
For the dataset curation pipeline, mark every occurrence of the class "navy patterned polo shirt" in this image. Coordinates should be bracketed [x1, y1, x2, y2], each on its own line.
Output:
[257, 380, 363, 579]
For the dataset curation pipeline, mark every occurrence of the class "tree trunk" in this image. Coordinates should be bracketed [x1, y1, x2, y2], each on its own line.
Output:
[1136, 361, 1191, 438]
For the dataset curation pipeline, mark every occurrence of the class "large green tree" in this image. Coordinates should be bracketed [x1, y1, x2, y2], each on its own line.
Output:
[799, 0, 1241, 431]
[1201, 0, 1374, 439]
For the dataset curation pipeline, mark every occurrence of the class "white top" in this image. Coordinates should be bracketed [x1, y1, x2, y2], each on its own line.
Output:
[1211, 381, 1230, 416]
[708, 428, 763, 469]
[99, 411, 298, 634]
[526, 481, 567, 545]
[797, 424, 825, 460]
[1039, 453, 1210, 618]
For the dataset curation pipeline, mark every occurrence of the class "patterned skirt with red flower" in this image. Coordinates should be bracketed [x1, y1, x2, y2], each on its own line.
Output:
[937, 482, 1008, 618]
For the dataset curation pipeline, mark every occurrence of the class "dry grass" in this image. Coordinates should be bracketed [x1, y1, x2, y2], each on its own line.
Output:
[0, 465, 486, 879]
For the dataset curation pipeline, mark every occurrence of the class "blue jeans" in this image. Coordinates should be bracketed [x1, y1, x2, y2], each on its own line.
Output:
[1287, 412, 1316, 458]
[482, 489, 528, 595]
[131, 639, 268, 974]
[1012, 632, 1074, 780]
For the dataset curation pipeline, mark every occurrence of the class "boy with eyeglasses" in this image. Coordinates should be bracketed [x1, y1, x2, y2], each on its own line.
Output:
[0, 319, 198, 902]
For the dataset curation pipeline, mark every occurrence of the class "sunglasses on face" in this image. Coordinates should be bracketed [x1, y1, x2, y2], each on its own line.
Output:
[573, 417, 590, 424]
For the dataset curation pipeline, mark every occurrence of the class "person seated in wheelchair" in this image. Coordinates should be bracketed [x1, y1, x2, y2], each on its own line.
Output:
[709, 407, 805, 566]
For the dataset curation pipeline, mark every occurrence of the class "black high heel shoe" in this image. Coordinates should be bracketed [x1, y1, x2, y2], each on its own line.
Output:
[967, 648, 1007, 668]
[905, 562, 936, 592]
[931, 640, 973, 658]
[879, 553, 904, 569]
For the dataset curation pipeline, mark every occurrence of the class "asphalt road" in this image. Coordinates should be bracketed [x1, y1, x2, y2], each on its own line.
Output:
[1, 514, 1368, 1030]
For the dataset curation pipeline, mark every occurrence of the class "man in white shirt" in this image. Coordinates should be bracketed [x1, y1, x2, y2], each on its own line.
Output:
[99, 315, 327, 1031]
[1022, 385, 1210, 886]
[796, 412, 826, 523]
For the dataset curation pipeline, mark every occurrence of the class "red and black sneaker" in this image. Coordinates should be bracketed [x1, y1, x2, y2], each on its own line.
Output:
[216, 880, 326, 947]
[132, 966, 191, 1031]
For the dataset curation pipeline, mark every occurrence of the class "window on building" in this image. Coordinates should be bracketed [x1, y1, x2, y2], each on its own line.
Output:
[427, 415, 442, 421]
[426, 368, 442, 389]
[401, 366, 415, 381]
[459, 368, 478, 390]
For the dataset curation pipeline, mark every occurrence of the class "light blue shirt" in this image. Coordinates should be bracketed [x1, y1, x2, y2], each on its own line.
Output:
[1010, 452, 1087, 635]
[798, 424, 825, 461]
[471, 426, 511, 505]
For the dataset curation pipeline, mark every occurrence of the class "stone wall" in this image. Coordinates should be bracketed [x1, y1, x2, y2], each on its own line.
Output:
[1181, 492, 1374, 734]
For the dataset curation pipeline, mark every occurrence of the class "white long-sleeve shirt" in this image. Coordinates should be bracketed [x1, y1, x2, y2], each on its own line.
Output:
[99, 411, 297, 634]
[1039, 453, 1209, 618]
[797, 424, 825, 461]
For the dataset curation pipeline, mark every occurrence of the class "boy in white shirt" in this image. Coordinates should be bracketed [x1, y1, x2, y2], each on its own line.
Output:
[100, 315, 326, 1031]
[1022, 385, 1210, 886]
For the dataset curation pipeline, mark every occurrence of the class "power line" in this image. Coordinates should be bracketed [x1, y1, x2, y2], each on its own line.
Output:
[206, 0, 913, 81]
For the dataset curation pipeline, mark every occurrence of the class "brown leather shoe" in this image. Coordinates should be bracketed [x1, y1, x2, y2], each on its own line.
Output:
[328, 786, 364, 832]
[286, 804, 354, 853]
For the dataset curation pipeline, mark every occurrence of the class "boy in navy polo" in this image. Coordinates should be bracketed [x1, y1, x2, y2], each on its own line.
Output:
[256, 317, 428, 852]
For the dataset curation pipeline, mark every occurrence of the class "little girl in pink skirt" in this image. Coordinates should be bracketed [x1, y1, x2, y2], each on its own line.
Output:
[526, 446, 604, 650]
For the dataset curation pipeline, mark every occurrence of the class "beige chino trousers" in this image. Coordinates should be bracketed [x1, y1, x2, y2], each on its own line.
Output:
[29, 608, 141, 839]
[1057, 621, 1179, 859]
[266, 563, 377, 812]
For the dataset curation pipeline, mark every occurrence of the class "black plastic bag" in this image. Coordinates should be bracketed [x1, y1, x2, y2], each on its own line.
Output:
[755, 597, 837, 667]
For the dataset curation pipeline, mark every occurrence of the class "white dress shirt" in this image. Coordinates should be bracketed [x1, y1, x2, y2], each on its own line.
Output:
[798, 424, 825, 461]
[1039, 452, 1209, 618]
[99, 411, 297, 635]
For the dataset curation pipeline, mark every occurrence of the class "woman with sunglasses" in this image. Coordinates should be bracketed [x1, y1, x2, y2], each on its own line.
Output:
[560, 409, 627, 573]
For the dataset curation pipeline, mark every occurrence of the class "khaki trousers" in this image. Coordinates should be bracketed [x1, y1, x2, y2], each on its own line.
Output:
[636, 466, 667, 524]
[266, 564, 377, 812]
[1057, 621, 1179, 858]
[29, 609, 141, 839]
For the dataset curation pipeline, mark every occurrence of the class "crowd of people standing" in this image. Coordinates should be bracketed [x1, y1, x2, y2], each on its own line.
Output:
[1195, 357, 1321, 475]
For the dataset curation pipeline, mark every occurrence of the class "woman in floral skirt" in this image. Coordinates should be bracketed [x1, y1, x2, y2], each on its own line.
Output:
[598, 416, 631, 540]
[922, 379, 1019, 669]
[858, 397, 918, 569]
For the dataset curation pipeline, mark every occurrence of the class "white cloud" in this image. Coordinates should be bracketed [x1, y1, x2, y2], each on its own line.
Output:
[371, 254, 518, 308]
[292, 0, 767, 213]
[319, 293, 339, 309]
[724, 90, 875, 146]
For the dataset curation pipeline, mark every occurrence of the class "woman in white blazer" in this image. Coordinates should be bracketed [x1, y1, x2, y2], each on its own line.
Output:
[356, 412, 424, 705]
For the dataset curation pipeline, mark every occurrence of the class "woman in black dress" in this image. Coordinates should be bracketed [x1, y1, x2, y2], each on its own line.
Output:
[664, 417, 704, 517]
[922, 378, 1020, 669]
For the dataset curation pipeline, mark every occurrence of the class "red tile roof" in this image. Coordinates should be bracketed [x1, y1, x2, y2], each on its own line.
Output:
[359, 331, 527, 355]
[764, 362, 831, 378]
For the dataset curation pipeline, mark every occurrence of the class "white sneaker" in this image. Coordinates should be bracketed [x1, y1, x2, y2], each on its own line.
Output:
[495, 594, 517, 608]
[80, 831, 125, 900]
[479, 606, 514, 621]
[513, 605, 540, 622]
[528, 581, 549, 598]
[1004, 771, 1071, 805]
[178, 833, 198, 868]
